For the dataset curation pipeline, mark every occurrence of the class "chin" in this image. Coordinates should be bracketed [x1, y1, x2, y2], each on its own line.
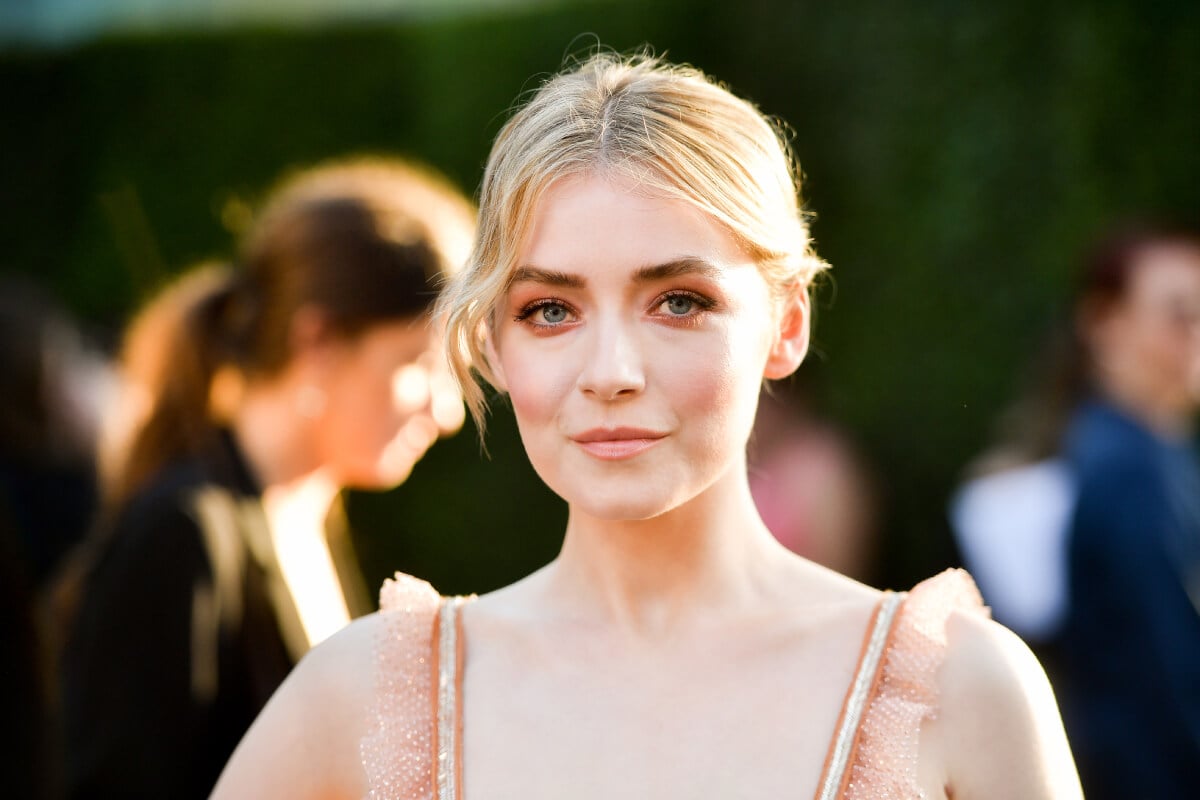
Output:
[576, 501, 670, 523]
[344, 459, 418, 491]
[556, 479, 693, 523]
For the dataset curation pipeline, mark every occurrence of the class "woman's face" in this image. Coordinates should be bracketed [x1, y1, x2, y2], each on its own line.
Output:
[317, 317, 463, 488]
[1093, 244, 1200, 419]
[491, 172, 799, 521]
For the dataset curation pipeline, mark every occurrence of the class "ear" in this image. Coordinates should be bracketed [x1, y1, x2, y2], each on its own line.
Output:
[287, 306, 338, 374]
[764, 287, 810, 380]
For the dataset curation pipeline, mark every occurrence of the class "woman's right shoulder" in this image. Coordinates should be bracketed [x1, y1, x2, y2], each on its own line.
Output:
[300, 571, 443, 707]
[212, 572, 443, 799]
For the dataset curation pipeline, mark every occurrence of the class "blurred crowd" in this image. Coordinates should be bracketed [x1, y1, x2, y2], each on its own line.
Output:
[2, 155, 474, 799]
[952, 225, 1200, 799]
[2, 148, 1198, 798]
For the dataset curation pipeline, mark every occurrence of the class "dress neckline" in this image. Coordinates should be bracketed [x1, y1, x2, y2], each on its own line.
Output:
[430, 591, 904, 800]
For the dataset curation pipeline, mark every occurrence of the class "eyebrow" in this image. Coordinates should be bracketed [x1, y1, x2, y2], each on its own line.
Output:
[509, 257, 724, 289]
[634, 257, 725, 283]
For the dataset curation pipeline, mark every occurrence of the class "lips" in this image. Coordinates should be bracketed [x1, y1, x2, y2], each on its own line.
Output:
[571, 427, 667, 460]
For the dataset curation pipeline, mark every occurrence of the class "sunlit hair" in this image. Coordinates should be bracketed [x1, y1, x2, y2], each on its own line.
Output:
[439, 51, 829, 430]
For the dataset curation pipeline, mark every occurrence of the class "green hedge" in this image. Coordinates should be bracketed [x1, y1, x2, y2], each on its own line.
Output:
[3, 0, 1196, 594]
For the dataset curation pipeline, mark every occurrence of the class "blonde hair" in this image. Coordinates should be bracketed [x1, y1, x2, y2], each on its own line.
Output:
[439, 52, 828, 429]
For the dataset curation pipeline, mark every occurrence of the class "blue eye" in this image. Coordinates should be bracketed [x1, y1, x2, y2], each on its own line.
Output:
[657, 296, 700, 316]
[515, 299, 574, 329]
[664, 295, 695, 315]
[540, 304, 569, 324]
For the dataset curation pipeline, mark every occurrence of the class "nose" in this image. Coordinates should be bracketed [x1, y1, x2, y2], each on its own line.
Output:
[576, 313, 646, 400]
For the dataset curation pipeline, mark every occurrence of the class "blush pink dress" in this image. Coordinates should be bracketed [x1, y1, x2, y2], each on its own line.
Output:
[360, 569, 986, 800]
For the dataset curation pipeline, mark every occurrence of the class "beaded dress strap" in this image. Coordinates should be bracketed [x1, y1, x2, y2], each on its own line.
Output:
[828, 569, 987, 800]
[433, 596, 470, 800]
[814, 591, 906, 800]
[361, 573, 441, 800]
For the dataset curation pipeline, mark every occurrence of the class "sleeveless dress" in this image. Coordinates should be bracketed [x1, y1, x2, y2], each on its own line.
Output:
[360, 569, 986, 799]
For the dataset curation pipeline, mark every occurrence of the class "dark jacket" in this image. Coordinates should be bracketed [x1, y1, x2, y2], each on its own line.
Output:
[61, 431, 368, 800]
[1059, 400, 1200, 800]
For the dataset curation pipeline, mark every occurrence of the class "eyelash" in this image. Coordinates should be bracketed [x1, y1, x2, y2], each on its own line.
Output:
[514, 299, 577, 329]
[653, 290, 716, 318]
[514, 290, 717, 331]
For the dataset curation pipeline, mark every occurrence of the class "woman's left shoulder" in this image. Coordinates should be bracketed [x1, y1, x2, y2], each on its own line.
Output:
[910, 568, 1041, 709]
[911, 569, 1050, 743]
[926, 571, 1083, 798]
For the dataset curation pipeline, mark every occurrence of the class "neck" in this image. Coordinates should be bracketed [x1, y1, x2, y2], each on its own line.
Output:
[231, 381, 334, 492]
[235, 392, 341, 537]
[259, 465, 341, 536]
[545, 463, 792, 637]
[1097, 378, 1194, 441]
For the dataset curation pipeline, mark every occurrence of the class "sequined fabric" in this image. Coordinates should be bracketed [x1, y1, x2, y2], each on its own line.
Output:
[841, 569, 986, 800]
[360, 573, 441, 800]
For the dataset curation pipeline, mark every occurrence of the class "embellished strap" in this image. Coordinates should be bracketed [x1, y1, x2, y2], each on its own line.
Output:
[815, 591, 906, 800]
[842, 569, 986, 800]
[434, 596, 469, 800]
[360, 573, 441, 800]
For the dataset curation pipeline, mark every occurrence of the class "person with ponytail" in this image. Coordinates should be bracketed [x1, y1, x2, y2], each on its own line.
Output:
[61, 157, 474, 800]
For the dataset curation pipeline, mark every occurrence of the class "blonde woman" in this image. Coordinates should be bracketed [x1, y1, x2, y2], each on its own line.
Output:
[214, 53, 1081, 799]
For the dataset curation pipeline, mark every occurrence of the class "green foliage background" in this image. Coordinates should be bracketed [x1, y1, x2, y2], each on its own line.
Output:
[2, 0, 1197, 595]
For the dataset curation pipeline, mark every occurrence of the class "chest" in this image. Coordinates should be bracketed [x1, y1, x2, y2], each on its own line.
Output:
[457, 610, 882, 799]
[464, 674, 837, 798]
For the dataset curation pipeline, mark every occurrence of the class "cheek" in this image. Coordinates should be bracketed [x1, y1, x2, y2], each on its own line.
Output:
[670, 350, 734, 414]
[1137, 322, 1191, 373]
[329, 367, 404, 447]
[661, 331, 763, 439]
[498, 343, 574, 428]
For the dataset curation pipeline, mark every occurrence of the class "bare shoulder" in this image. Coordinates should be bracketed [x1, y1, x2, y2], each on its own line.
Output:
[210, 612, 386, 800]
[937, 612, 1082, 799]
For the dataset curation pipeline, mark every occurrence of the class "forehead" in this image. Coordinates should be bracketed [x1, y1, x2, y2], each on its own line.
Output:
[517, 172, 754, 279]
[1128, 244, 1200, 300]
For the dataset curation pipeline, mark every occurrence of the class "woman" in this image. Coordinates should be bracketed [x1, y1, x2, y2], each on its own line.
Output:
[214, 54, 1080, 799]
[62, 157, 474, 799]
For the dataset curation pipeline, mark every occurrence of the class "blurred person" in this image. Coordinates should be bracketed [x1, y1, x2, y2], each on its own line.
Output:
[1054, 224, 1200, 800]
[950, 327, 1085, 644]
[0, 277, 110, 587]
[749, 389, 877, 581]
[0, 278, 111, 800]
[213, 52, 1080, 799]
[60, 156, 474, 800]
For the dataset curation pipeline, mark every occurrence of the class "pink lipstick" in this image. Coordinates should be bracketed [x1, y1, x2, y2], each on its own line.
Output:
[571, 427, 666, 461]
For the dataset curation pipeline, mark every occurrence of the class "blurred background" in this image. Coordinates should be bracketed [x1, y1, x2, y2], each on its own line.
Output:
[2, 0, 1197, 619]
